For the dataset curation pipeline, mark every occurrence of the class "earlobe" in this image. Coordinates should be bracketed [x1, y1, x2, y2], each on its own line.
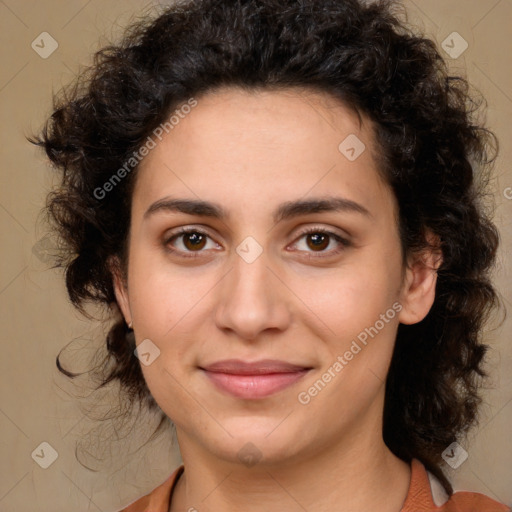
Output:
[109, 256, 132, 326]
[398, 233, 443, 325]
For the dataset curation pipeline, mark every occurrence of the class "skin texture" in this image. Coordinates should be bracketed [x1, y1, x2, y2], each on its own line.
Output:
[113, 86, 441, 512]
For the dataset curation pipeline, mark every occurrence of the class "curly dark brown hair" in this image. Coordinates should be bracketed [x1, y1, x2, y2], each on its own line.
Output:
[28, 0, 502, 493]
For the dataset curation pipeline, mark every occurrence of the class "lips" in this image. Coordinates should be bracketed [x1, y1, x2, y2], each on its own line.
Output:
[199, 359, 312, 399]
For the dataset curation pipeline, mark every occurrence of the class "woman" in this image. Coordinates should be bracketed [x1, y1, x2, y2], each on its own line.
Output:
[29, 0, 510, 510]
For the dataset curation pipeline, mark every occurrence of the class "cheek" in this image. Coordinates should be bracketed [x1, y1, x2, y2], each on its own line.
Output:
[304, 258, 400, 327]
[301, 249, 402, 377]
[139, 363, 203, 433]
[127, 256, 221, 386]
[127, 244, 213, 330]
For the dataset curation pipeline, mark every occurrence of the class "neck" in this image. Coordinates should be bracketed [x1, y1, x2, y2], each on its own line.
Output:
[170, 411, 411, 512]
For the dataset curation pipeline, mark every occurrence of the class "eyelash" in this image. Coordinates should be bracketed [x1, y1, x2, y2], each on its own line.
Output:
[164, 226, 351, 260]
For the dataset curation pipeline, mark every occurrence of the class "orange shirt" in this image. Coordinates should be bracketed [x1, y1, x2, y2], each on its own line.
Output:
[119, 458, 510, 512]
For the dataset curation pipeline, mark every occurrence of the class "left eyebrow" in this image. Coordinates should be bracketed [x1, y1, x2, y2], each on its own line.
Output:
[274, 196, 372, 222]
[143, 195, 373, 223]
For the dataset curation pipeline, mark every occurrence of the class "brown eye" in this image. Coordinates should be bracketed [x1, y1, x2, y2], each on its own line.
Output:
[164, 227, 219, 258]
[181, 231, 207, 251]
[291, 227, 351, 258]
[305, 232, 330, 251]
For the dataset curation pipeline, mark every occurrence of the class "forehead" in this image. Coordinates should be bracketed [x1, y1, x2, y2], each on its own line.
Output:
[131, 85, 395, 224]
[164, 85, 368, 151]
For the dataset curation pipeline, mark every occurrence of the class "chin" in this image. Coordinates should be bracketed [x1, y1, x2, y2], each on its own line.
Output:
[198, 420, 309, 468]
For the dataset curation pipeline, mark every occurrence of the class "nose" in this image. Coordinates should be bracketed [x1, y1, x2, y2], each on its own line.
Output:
[214, 242, 291, 342]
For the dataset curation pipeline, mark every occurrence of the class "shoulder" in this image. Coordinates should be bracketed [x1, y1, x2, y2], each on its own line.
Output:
[117, 465, 184, 512]
[401, 458, 510, 512]
[441, 490, 511, 512]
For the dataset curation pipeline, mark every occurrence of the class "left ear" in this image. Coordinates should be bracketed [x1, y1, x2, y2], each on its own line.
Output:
[398, 230, 443, 325]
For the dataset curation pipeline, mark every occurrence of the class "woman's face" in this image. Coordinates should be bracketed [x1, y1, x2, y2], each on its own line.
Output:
[114, 86, 436, 467]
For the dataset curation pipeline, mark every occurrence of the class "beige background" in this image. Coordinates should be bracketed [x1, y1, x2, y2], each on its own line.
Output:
[0, 1, 511, 510]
